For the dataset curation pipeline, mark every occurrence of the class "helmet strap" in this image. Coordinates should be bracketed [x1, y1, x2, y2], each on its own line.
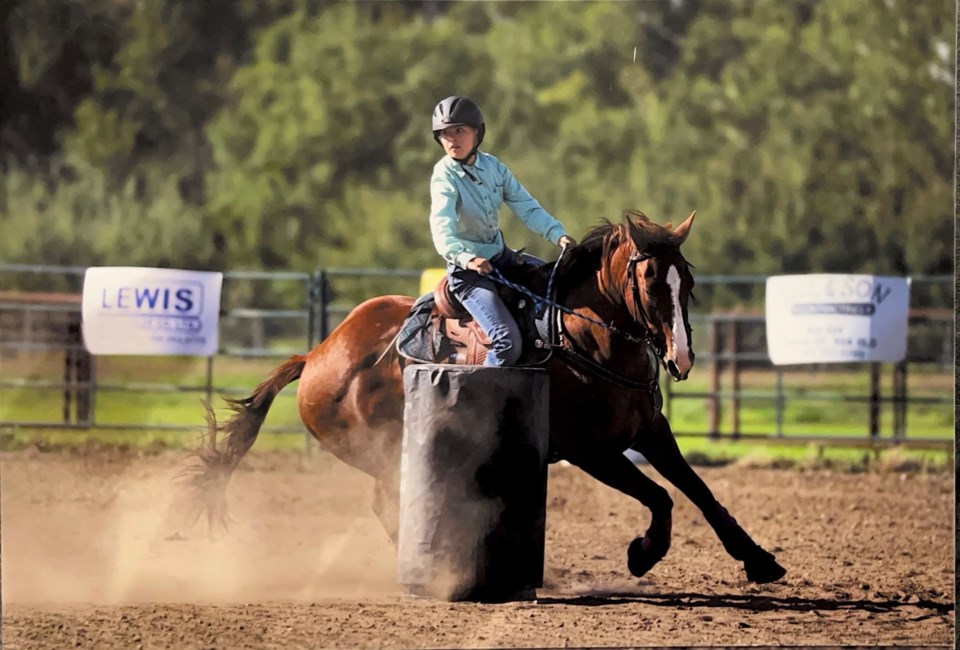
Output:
[452, 146, 479, 165]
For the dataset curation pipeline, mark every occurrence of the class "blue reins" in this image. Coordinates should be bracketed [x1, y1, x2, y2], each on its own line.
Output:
[487, 247, 648, 346]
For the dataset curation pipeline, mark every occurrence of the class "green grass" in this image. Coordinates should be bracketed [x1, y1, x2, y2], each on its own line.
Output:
[672, 437, 953, 473]
[0, 427, 950, 475]
[1, 351, 953, 467]
[0, 384, 304, 429]
[662, 367, 952, 440]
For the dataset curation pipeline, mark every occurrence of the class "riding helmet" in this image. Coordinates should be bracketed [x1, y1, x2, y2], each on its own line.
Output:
[431, 96, 485, 145]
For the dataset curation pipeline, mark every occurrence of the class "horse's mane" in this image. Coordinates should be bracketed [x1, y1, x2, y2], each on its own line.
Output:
[553, 210, 680, 286]
[582, 210, 680, 252]
[515, 210, 681, 298]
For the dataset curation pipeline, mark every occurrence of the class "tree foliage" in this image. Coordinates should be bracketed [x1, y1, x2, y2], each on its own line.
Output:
[1, 0, 953, 291]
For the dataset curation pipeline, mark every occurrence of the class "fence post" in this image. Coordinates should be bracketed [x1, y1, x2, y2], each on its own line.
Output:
[64, 315, 93, 425]
[774, 367, 784, 437]
[205, 356, 214, 407]
[708, 317, 720, 438]
[62, 344, 73, 423]
[83, 353, 97, 427]
[76, 347, 92, 425]
[728, 319, 740, 440]
[307, 273, 317, 350]
[318, 269, 330, 342]
[868, 363, 881, 440]
[63, 314, 78, 423]
[893, 361, 907, 440]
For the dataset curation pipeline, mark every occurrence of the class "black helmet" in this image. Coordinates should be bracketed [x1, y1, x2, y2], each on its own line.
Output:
[431, 95, 485, 145]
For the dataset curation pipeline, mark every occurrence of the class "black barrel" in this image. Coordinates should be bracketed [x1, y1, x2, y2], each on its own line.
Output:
[398, 364, 550, 602]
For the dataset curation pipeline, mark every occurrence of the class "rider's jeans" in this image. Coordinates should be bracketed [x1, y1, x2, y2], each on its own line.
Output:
[447, 248, 544, 367]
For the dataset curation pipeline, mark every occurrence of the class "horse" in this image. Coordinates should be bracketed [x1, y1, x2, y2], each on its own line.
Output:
[181, 210, 787, 585]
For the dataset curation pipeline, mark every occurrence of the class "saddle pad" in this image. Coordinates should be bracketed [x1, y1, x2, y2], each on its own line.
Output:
[396, 294, 442, 363]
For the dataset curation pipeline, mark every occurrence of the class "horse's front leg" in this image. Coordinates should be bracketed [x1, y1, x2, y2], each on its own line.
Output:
[372, 477, 400, 545]
[632, 414, 787, 584]
[566, 450, 674, 579]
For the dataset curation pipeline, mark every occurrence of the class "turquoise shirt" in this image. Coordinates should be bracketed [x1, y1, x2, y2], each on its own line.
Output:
[429, 151, 568, 269]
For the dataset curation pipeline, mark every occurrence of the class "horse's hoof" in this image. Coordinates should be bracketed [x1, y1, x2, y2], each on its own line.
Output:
[627, 537, 666, 578]
[744, 554, 787, 584]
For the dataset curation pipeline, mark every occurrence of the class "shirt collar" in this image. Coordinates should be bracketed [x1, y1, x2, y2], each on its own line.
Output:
[447, 152, 486, 177]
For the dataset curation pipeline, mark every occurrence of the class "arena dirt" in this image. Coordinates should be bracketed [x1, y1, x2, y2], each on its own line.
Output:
[0, 447, 953, 648]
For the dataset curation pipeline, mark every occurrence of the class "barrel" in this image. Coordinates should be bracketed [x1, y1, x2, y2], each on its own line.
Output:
[397, 364, 550, 602]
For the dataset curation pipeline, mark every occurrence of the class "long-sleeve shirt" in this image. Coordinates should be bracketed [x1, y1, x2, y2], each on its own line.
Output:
[429, 151, 567, 269]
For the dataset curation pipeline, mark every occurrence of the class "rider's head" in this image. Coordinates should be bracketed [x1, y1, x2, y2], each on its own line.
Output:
[432, 96, 485, 161]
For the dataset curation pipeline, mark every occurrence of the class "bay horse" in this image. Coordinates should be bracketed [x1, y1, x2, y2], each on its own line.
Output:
[182, 210, 786, 585]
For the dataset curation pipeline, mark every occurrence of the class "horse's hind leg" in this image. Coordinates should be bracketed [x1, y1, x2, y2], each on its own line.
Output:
[567, 451, 674, 579]
[632, 414, 786, 584]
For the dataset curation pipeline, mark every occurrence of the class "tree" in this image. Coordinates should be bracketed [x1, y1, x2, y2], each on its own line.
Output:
[630, 0, 953, 280]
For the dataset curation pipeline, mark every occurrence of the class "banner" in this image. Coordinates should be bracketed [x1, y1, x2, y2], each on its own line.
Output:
[82, 267, 223, 356]
[765, 274, 910, 365]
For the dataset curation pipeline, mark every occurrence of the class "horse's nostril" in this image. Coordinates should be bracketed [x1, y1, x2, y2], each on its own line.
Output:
[667, 360, 680, 377]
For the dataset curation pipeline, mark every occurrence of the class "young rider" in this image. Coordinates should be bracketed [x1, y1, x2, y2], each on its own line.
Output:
[428, 95, 576, 366]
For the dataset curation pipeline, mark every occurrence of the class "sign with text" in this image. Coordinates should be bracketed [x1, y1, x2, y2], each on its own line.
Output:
[765, 274, 910, 365]
[82, 267, 223, 356]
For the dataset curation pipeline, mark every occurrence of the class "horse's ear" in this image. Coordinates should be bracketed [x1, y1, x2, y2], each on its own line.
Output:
[673, 210, 696, 244]
[626, 212, 644, 247]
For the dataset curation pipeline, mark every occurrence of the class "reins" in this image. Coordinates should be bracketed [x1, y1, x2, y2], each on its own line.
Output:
[488, 253, 650, 347]
[487, 246, 665, 393]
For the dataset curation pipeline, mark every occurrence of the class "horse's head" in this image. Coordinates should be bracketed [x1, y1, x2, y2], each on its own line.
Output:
[618, 210, 697, 381]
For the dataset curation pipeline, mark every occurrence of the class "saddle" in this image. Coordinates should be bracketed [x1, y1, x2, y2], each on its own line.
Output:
[396, 273, 559, 367]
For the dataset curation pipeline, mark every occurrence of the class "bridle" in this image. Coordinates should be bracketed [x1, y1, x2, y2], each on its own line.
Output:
[550, 248, 670, 394]
[487, 244, 691, 394]
[625, 250, 666, 360]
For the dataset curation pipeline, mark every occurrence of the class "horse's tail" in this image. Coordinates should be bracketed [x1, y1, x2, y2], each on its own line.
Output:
[177, 354, 306, 531]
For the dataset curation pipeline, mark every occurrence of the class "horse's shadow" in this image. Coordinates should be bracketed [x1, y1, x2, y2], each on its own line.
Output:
[534, 591, 954, 615]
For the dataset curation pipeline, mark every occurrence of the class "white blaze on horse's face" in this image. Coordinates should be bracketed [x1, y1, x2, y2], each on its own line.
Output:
[665, 264, 693, 380]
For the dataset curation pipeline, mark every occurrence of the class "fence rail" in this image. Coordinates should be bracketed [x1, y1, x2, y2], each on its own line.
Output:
[0, 264, 951, 448]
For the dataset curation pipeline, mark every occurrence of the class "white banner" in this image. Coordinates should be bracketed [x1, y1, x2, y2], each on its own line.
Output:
[82, 267, 223, 356]
[765, 274, 910, 365]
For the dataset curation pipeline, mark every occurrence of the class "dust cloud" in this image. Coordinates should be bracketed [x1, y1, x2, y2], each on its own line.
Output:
[1, 449, 399, 605]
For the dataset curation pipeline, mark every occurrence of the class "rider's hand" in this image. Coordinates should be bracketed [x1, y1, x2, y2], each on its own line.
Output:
[466, 257, 493, 275]
[558, 235, 577, 249]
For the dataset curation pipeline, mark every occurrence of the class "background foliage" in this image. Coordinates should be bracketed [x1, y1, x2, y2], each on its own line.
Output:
[1, 0, 954, 282]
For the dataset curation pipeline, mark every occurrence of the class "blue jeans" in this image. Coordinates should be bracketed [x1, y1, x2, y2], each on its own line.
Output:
[447, 248, 544, 367]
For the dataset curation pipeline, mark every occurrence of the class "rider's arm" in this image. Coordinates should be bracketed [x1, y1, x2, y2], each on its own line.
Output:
[429, 169, 476, 269]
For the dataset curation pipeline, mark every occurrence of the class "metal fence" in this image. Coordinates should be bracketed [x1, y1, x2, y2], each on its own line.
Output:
[665, 310, 951, 448]
[0, 264, 951, 447]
